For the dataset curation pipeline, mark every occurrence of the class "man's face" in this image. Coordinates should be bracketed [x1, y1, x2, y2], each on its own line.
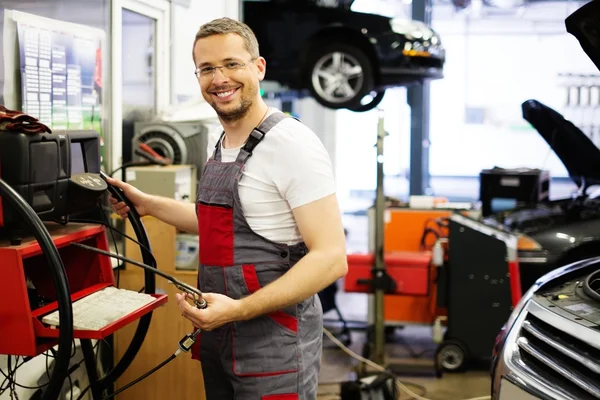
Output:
[193, 33, 265, 123]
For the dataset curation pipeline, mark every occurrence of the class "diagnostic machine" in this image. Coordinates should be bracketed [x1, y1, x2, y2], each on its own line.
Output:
[0, 127, 205, 400]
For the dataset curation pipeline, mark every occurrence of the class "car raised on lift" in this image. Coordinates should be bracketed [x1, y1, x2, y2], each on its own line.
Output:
[242, 0, 445, 112]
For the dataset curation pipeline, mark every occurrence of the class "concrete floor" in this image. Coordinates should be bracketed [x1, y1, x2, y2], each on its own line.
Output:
[316, 326, 491, 400]
[316, 287, 492, 400]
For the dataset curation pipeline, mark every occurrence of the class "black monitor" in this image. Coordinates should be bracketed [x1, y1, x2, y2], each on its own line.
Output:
[68, 130, 102, 176]
[0, 129, 106, 242]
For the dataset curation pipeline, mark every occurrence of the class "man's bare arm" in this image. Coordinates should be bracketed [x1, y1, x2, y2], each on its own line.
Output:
[237, 193, 348, 320]
[147, 195, 198, 233]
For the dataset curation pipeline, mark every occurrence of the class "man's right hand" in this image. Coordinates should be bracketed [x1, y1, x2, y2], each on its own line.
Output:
[104, 176, 152, 219]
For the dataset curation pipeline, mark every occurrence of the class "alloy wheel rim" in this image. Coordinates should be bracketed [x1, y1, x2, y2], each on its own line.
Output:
[311, 51, 364, 104]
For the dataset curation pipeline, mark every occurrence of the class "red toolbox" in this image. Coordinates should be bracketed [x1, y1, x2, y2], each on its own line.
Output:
[345, 251, 432, 296]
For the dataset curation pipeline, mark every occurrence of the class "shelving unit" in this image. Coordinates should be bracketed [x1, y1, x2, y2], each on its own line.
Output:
[0, 222, 167, 357]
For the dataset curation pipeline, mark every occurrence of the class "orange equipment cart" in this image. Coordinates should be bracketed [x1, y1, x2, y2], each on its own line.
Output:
[345, 207, 453, 325]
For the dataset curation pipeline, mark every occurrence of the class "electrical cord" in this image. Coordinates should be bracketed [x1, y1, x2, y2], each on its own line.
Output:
[67, 217, 156, 268]
[0, 179, 73, 400]
[96, 328, 200, 400]
[74, 322, 202, 400]
[108, 161, 152, 180]
[322, 328, 491, 400]
[98, 354, 176, 400]
[71, 243, 204, 301]
[97, 199, 123, 287]
[0, 339, 105, 399]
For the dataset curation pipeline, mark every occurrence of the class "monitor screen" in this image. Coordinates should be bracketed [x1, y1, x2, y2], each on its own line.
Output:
[71, 142, 86, 174]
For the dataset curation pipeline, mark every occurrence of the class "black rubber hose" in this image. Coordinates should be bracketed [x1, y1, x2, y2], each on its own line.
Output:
[93, 181, 157, 392]
[583, 269, 600, 302]
[0, 179, 73, 400]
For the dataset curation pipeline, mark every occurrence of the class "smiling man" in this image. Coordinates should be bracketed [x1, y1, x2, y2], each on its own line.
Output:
[107, 17, 348, 400]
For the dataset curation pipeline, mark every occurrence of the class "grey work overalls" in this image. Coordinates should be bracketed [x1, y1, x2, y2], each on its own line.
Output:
[190, 111, 323, 400]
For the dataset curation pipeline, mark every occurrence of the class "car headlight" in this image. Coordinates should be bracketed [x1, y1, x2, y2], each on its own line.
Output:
[390, 18, 435, 41]
[517, 234, 544, 251]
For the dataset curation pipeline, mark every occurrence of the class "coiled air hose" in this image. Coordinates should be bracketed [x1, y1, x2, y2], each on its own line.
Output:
[0, 179, 73, 400]
[91, 177, 157, 394]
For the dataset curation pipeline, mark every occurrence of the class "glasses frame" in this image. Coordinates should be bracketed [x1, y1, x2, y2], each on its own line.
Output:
[194, 57, 257, 80]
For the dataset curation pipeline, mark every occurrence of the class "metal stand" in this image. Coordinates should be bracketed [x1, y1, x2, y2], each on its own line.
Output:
[359, 111, 396, 367]
[373, 111, 387, 365]
[361, 113, 436, 377]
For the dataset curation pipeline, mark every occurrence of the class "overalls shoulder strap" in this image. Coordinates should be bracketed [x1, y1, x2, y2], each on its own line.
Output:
[210, 131, 226, 161]
[235, 111, 290, 164]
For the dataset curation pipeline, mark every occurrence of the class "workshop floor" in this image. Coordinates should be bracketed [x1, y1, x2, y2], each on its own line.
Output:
[316, 293, 492, 400]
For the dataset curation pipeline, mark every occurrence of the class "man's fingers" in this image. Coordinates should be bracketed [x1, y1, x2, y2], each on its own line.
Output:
[177, 293, 210, 329]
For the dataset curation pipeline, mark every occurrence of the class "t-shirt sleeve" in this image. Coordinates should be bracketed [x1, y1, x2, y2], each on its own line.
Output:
[205, 128, 222, 161]
[272, 122, 337, 209]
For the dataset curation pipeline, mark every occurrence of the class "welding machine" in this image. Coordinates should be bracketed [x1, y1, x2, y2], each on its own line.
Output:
[0, 129, 107, 243]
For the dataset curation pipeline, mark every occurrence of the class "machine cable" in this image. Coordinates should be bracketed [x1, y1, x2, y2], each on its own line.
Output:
[70, 243, 206, 400]
[85, 174, 158, 396]
[0, 178, 73, 400]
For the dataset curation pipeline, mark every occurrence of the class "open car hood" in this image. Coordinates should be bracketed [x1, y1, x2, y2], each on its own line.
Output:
[523, 1, 600, 190]
[522, 99, 600, 189]
[566, 0, 600, 73]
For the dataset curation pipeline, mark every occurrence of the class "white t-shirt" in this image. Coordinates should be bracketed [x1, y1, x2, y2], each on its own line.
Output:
[204, 111, 336, 245]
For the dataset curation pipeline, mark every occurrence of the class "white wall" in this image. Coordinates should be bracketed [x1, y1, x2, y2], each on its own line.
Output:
[171, 0, 240, 104]
[428, 2, 599, 178]
[334, 88, 412, 209]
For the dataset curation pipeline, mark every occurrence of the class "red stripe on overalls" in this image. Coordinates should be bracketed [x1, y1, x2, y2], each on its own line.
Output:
[261, 394, 298, 400]
[197, 201, 234, 266]
[242, 265, 298, 333]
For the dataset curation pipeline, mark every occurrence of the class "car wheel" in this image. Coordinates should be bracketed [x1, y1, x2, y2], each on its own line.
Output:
[307, 43, 374, 110]
[435, 339, 469, 372]
[348, 90, 386, 112]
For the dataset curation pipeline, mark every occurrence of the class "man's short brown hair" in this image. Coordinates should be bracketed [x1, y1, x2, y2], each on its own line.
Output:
[192, 17, 260, 63]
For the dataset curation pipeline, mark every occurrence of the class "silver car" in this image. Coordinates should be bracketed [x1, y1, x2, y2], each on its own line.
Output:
[492, 3, 600, 398]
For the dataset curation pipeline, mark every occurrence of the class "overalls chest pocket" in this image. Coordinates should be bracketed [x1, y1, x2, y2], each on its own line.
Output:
[196, 186, 235, 266]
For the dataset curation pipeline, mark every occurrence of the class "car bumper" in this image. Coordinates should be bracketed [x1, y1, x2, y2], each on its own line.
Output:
[492, 258, 600, 400]
[491, 301, 581, 400]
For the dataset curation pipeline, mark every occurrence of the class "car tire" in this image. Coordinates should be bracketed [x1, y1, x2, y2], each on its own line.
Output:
[306, 43, 374, 110]
[435, 339, 469, 373]
[349, 90, 386, 112]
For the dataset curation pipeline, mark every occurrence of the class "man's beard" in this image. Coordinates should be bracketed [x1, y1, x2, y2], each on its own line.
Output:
[214, 97, 252, 123]
[209, 87, 254, 123]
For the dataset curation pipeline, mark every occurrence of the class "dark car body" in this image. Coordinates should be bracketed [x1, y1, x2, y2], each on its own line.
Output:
[483, 98, 600, 294]
[242, 0, 445, 111]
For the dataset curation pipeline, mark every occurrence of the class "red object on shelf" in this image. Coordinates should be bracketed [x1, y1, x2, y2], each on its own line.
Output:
[344, 251, 432, 296]
[0, 223, 167, 357]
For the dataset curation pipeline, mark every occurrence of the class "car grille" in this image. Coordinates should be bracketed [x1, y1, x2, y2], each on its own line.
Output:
[517, 312, 600, 399]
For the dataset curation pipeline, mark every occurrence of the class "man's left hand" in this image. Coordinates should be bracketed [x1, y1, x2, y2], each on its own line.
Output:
[176, 292, 244, 331]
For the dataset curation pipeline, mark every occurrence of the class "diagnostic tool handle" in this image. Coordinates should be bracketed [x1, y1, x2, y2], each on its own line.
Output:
[98, 170, 207, 308]
[100, 170, 143, 224]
